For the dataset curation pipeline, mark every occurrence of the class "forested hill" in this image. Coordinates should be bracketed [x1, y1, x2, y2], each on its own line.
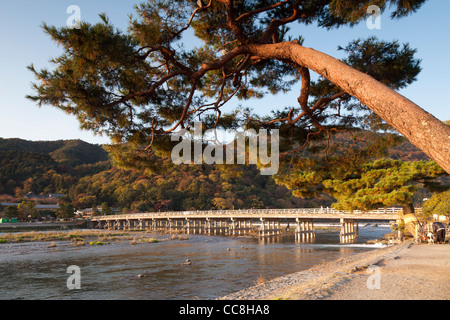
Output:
[0, 137, 333, 210]
[0, 138, 109, 166]
[0, 136, 430, 212]
[0, 138, 110, 197]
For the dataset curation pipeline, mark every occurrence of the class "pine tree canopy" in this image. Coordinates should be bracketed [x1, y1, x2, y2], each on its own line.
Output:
[277, 159, 447, 212]
[423, 190, 450, 218]
[27, 0, 450, 177]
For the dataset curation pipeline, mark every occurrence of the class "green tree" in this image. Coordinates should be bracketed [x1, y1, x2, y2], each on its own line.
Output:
[92, 206, 101, 216]
[324, 159, 445, 212]
[212, 197, 234, 210]
[4, 206, 18, 219]
[27, 0, 450, 174]
[279, 159, 446, 213]
[75, 195, 97, 209]
[17, 201, 38, 220]
[56, 202, 75, 220]
[101, 202, 113, 215]
[423, 190, 450, 218]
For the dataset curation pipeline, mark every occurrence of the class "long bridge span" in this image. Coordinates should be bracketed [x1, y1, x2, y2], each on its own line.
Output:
[90, 207, 406, 243]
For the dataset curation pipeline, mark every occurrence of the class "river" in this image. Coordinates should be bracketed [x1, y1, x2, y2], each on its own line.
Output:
[0, 225, 391, 300]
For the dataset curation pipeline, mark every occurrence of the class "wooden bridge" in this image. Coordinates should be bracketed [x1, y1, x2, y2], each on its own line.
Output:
[89, 207, 405, 243]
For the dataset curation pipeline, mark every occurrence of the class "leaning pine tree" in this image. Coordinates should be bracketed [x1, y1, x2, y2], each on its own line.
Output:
[27, 1, 450, 186]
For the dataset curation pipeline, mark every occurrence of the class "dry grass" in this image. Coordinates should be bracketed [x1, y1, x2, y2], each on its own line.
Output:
[48, 241, 57, 248]
[0, 230, 135, 245]
[171, 234, 189, 240]
[253, 275, 266, 286]
[0, 229, 193, 246]
[140, 238, 159, 243]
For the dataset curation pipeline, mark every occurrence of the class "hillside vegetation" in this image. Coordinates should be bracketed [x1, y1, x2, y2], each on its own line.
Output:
[0, 137, 330, 211]
[0, 136, 436, 213]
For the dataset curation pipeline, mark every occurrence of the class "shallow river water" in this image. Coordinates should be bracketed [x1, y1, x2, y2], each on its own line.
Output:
[0, 225, 390, 300]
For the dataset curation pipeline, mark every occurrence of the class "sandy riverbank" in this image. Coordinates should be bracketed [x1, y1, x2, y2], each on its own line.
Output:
[220, 241, 450, 300]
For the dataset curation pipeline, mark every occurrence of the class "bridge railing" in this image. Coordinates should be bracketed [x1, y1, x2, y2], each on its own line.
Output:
[91, 207, 405, 221]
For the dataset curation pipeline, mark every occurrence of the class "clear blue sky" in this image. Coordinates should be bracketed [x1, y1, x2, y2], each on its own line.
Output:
[0, 0, 449, 145]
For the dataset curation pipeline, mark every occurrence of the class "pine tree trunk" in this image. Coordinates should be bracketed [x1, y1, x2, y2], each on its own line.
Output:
[402, 202, 422, 240]
[246, 41, 450, 174]
[402, 203, 415, 216]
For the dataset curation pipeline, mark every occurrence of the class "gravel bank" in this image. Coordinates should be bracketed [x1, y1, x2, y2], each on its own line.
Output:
[219, 241, 450, 300]
[323, 242, 450, 300]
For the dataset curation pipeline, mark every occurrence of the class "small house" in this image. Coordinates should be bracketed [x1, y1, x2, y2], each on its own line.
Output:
[48, 193, 64, 199]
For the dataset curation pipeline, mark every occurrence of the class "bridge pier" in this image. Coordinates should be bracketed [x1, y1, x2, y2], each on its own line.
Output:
[95, 220, 104, 229]
[172, 218, 183, 233]
[340, 218, 359, 243]
[228, 218, 255, 236]
[259, 218, 286, 237]
[208, 218, 231, 235]
[295, 218, 315, 243]
[151, 218, 166, 231]
[188, 218, 205, 234]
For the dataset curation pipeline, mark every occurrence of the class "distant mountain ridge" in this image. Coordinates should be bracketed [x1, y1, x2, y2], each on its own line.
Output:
[0, 133, 429, 166]
[0, 138, 109, 166]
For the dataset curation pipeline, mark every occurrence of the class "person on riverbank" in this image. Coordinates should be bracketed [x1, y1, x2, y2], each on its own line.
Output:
[432, 222, 446, 244]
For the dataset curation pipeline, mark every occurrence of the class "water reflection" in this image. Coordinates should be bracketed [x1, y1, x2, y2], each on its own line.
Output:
[0, 226, 391, 300]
